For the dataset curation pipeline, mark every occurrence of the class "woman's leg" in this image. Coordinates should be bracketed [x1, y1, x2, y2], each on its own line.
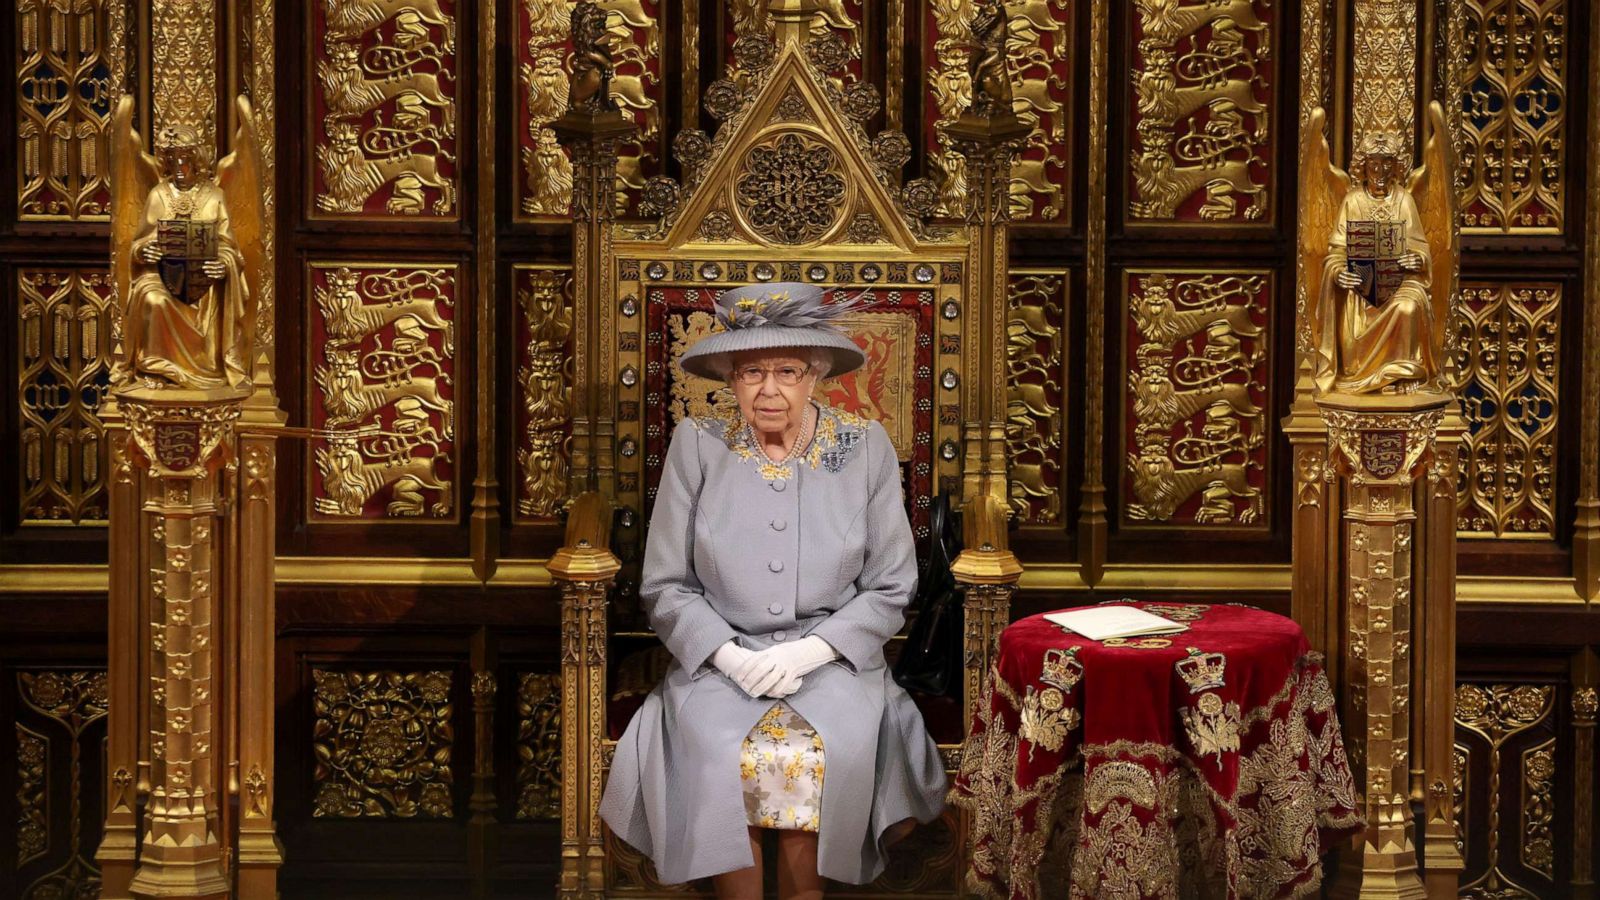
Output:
[713, 827, 764, 900]
[775, 830, 823, 900]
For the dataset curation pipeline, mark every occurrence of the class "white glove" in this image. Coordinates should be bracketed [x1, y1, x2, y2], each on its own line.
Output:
[711, 641, 755, 682]
[734, 636, 839, 698]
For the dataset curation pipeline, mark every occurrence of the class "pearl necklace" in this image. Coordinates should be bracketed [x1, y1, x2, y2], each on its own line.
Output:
[759, 404, 817, 465]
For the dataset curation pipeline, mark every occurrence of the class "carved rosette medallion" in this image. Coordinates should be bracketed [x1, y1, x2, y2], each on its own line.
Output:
[1128, 0, 1274, 223]
[309, 263, 457, 520]
[312, 669, 456, 819]
[1123, 271, 1271, 527]
[732, 131, 849, 245]
[514, 672, 561, 819]
[311, 0, 459, 217]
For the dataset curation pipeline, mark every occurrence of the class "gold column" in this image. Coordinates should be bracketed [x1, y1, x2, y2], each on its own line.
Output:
[951, 492, 1021, 721]
[549, 493, 620, 899]
[1285, 0, 1339, 669]
[121, 386, 250, 900]
[232, 430, 283, 898]
[946, 6, 1029, 509]
[98, 423, 144, 899]
[554, 41, 633, 501]
[1417, 418, 1464, 895]
[1320, 392, 1445, 900]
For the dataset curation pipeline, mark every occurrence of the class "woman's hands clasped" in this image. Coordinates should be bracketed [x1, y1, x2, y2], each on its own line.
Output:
[710, 637, 839, 700]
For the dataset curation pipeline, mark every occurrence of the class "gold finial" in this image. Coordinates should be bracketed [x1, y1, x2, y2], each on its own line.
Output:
[768, 0, 823, 47]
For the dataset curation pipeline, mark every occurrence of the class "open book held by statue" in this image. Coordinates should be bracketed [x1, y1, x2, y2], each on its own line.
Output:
[1301, 101, 1457, 396]
[111, 95, 267, 391]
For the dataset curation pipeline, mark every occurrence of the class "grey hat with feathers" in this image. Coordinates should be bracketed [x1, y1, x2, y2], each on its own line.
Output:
[677, 282, 868, 380]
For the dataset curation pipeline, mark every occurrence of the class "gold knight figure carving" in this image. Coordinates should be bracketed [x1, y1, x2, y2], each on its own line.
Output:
[111, 95, 267, 390]
[1302, 102, 1457, 396]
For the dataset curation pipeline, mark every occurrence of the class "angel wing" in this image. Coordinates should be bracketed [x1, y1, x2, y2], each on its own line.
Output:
[216, 95, 269, 372]
[1407, 100, 1459, 371]
[1298, 107, 1349, 364]
[110, 95, 160, 339]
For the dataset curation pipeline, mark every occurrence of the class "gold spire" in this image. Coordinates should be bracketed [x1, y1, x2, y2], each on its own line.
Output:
[768, 0, 822, 47]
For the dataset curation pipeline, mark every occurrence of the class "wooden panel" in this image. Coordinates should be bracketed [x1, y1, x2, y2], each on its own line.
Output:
[14, 0, 112, 221]
[8, 669, 108, 898]
[1126, 0, 1275, 224]
[309, 0, 461, 218]
[16, 269, 113, 524]
[1007, 269, 1068, 525]
[306, 262, 458, 521]
[513, 264, 574, 523]
[1120, 268, 1272, 530]
[1457, 0, 1569, 234]
[1455, 281, 1561, 539]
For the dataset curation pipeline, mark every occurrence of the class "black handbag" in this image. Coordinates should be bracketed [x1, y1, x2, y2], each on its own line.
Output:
[892, 492, 964, 697]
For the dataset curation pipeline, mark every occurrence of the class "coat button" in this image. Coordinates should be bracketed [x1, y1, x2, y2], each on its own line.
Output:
[768, 559, 784, 573]
[771, 479, 786, 492]
[768, 602, 783, 615]
[771, 518, 787, 531]
[772, 630, 787, 642]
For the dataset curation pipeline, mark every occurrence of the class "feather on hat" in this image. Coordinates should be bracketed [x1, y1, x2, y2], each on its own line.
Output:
[677, 282, 869, 380]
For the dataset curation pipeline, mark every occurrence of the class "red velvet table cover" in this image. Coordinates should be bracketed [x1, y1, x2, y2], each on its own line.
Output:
[950, 602, 1362, 900]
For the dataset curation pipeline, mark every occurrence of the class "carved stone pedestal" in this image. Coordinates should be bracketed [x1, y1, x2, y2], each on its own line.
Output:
[118, 386, 249, 900]
[1319, 390, 1448, 900]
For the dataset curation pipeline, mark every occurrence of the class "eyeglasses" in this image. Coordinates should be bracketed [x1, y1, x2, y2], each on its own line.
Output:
[731, 364, 811, 386]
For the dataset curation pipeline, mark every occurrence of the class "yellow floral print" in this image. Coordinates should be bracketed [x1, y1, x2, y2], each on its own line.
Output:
[741, 702, 824, 832]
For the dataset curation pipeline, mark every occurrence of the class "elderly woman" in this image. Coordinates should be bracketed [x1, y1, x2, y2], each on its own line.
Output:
[600, 283, 947, 896]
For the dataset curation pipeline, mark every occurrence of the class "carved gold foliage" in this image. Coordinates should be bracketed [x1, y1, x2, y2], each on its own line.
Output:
[1351, 0, 1418, 159]
[514, 673, 561, 819]
[1520, 740, 1554, 879]
[1457, 0, 1566, 233]
[310, 263, 456, 519]
[729, 0, 860, 86]
[312, 669, 455, 819]
[1124, 271, 1269, 526]
[151, 0, 216, 148]
[1452, 742, 1469, 856]
[14, 670, 107, 899]
[1455, 682, 1556, 899]
[1129, 0, 1272, 222]
[1006, 271, 1065, 524]
[313, 0, 459, 217]
[16, 0, 112, 220]
[18, 270, 115, 524]
[517, 267, 574, 520]
[1454, 283, 1559, 538]
[16, 726, 47, 866]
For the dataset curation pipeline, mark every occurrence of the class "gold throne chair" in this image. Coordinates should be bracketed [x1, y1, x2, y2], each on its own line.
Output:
[549, 10, 1020, 896]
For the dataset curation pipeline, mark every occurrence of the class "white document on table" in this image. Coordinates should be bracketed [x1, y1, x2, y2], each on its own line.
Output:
[1043, 606, 1188, 641]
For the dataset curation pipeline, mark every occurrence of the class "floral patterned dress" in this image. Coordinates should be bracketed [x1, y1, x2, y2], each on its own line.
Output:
[740, 701, 825, 831]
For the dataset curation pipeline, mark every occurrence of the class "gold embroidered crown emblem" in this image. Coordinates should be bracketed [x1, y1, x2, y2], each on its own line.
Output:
[1175, 647, 1227, 694]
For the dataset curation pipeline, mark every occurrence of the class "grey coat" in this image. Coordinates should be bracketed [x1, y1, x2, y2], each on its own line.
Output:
[599, 406, 947, 884]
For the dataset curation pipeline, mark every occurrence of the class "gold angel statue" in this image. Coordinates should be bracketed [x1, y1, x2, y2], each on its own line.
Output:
[1301, 101, 1457, 395]
[111, 95, 267, 390]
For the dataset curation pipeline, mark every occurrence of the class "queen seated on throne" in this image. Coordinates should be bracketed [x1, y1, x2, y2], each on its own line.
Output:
[599, 283, 947, 896]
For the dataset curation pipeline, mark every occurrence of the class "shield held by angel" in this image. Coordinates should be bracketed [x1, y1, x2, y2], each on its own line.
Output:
[111, 95, 268, 390]
[1300, 101, 1458, 396]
